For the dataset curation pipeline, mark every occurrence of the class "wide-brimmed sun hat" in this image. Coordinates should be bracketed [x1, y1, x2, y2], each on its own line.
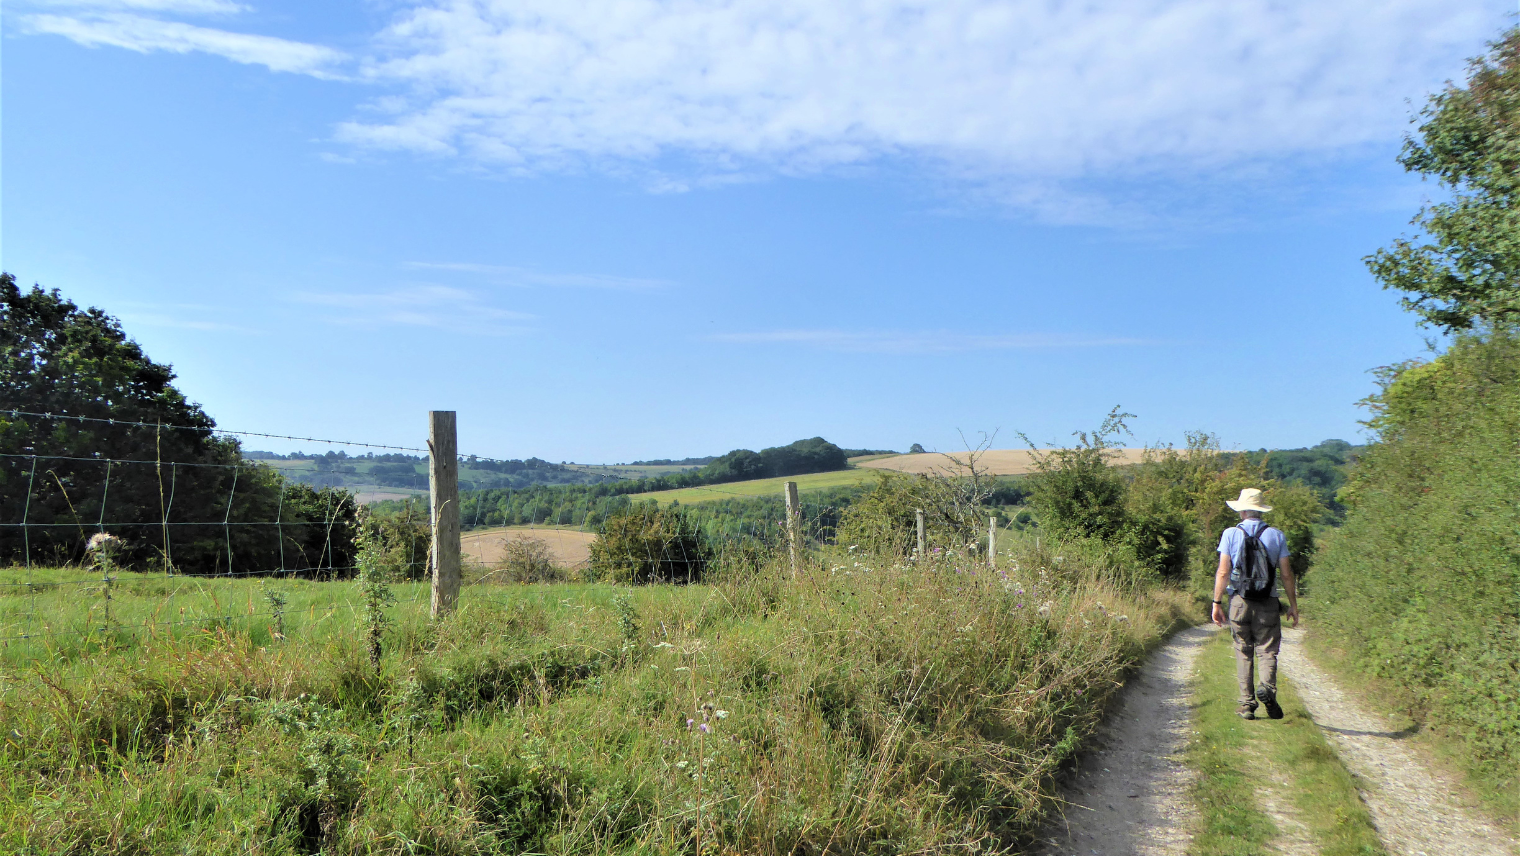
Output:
[1226, 488, 1273, 513]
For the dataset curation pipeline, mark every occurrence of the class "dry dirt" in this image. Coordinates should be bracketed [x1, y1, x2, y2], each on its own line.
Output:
[858, 448, 1150, 477]
[460, 527, 595, 570]
[1032, 624, 1217, 856]
[1280, 628, 1519, 856]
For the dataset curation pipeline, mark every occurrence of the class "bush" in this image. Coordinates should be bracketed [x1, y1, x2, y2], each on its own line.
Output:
[1312, 332, 1520, 795]
[1024, 408, 1133, 543]
[492, 535, 562, 583]
[835, 450, 997, 558]
[588, 505, 710, 584]
[357, 502, 430, 581]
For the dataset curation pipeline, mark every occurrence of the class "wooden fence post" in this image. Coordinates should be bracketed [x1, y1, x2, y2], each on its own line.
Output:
[988, 516, 997, 569]
[915, 509, 926, 561]
[429, 411, 461, 618]
[784, 481, 801, 577]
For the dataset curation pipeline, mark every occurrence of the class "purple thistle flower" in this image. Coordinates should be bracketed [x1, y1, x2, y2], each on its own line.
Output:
[699, 723, 710, 734]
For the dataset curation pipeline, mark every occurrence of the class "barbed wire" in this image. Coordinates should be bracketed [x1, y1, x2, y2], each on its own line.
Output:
[1, 408, 431, 453]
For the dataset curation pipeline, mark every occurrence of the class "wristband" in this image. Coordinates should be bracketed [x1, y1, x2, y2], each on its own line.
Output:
[1212, 599, 1223, 605]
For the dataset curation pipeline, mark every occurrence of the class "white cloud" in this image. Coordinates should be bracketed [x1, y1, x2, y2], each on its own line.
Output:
[18, 0, 1504, 216]
[35, 0, 247, 14]
[711, 329, 1152, 354]
[406, 262, 669, 290]
[293, 284, 535, 335]
[23, 12, 345, 77]
[340, 0, 1494, 185]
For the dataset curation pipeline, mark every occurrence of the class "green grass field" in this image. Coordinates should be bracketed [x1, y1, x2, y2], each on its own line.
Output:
[637, 467, 880, 506]
[1, 534, 1189, 854]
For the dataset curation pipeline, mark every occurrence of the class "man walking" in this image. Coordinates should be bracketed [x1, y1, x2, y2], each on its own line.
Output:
[1211, 488, 1299, 720]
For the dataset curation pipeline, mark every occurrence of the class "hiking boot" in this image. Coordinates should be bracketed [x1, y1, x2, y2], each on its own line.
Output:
[1237, 705, 1256, 720]
[1256, 686, 1284, 720]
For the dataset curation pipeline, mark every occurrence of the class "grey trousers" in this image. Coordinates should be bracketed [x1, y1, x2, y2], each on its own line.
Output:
[1229, 595, 1281, 709]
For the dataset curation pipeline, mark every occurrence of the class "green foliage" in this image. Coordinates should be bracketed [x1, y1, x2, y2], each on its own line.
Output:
[835, 446, 1006, 558]
[1024, 408, 1134, 543]
[1365, 27, 1520, 331]
[1023, 419, 1327, 587]
[588, 505, 711, 584]
[0, 275, 358, 576]
[357, 501, 431, 581]
[1312, 332, 1520, 803]
[1233, 439, 1363, 517]
[701, 436, 848, 481]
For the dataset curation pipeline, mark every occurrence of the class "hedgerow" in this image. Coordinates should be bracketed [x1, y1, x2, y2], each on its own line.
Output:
[1310, 332, 1520, 802]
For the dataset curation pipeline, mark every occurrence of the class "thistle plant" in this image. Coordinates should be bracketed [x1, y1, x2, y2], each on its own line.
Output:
[262, 586, 288, 641]
[685, 698, 728, 854]
[357, 538, 395, 673]
[86, 533, 124, 631]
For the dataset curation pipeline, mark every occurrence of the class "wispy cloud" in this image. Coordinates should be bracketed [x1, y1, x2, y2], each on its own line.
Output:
[406, 262, 670, 291]
[116, 307, 255, 332]
[34, 0, 247, 13]
[711, 329, 1153, 354]
[23, 7, 345, 77]
[292, 284, 535, 335]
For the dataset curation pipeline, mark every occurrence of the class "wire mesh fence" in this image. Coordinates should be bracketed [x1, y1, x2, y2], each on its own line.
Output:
[0, 409, 859, 657]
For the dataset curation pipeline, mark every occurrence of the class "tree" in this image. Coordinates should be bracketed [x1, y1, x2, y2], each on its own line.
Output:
[1022, 408, 1134, 542]
[1366, 27, 1520, 331]
[0, 275, 355, 574]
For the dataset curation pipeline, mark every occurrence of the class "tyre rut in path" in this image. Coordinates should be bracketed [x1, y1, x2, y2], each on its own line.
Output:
[1032, 624, 1218, 856]
[1279, 628, 1519, 856]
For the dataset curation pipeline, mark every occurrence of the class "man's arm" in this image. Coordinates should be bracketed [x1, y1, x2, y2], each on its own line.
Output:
[1211, 553, 1231, 626]
[1279, 556, 1299, 627]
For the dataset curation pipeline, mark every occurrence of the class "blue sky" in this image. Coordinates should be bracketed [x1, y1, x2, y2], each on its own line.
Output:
[3, 1, 1513, 462]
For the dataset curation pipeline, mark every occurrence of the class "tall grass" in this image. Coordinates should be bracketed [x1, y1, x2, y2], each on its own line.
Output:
[2, 533, 1187, 854]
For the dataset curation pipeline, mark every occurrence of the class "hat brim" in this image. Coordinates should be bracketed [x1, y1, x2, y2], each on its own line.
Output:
[1226, 499, 1273, 513]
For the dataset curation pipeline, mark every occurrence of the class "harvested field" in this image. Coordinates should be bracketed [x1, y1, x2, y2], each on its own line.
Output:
[353, 487, 425, 504]
[859, 447, 1149, 476]
[461, 525, 595, 569]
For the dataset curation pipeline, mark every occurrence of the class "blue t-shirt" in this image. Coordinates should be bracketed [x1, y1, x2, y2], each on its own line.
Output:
[1218, 519, 1289, 597]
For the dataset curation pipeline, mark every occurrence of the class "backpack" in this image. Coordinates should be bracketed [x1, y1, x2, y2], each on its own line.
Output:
[1234, 524, 1277, 601]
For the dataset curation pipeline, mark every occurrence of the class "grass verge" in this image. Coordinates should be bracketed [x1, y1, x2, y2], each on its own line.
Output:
[1187, 630, 1386, 856]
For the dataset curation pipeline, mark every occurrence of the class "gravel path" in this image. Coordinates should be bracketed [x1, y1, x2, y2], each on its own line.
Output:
[1032, 624, 1218, 856]
[1280, 628, 1519, 856]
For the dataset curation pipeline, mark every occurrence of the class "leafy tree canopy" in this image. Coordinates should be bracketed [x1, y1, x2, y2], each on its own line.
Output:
[0, 274, 354, 574]
[1367, 27, 1520, 331]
